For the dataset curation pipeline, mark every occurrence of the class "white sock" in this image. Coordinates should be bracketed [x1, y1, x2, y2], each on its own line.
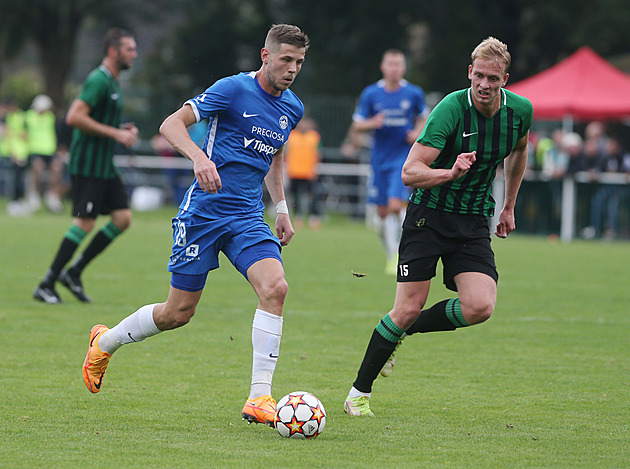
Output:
[384, 213, 402, 260]
[397, 210, 405, 227]
[348, 386, 371, 399]
[98, 304, 161, 354]
[249, 309, 283, 399]
[373, 214, 385, 246]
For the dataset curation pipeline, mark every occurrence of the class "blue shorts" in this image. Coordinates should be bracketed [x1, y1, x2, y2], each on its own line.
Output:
[368, 165, 411, 206]
[168, 210, 282, 291]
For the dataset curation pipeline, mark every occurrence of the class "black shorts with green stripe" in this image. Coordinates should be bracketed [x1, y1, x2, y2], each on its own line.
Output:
[70, 174, 129, 219]
[397, 203, 498, 291]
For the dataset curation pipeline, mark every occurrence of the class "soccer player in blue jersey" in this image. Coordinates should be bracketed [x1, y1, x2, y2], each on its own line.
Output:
[352, 49, 428, 274]
[82, 24, 310, 427]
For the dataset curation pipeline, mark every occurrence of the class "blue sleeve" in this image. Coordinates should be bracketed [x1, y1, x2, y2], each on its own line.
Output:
[352, 87, 373, 121]
[414, 86, 426, 117]
[185, 76, 236, 122]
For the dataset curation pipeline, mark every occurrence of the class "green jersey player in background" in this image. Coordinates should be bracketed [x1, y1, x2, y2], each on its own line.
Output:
[344, 37, 533, 416]
[34, 28, 138, 304]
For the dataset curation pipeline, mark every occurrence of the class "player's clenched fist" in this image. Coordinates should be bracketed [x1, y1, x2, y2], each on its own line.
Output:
[450, 151, 476, 180]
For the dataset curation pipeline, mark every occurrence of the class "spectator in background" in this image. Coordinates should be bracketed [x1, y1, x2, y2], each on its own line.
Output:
[351, 49, 428, 275]
[1, 100, 30, 216]
[539, 129, 568, 179]
[578, 135, 608, 237]
[565, 132, 585, 174]
[587, 137, 628, 239]
[526, 131, 542, 172]
[582, 137, 607, 176]
[585, 121, 608, 154]
[604, 137, 630, 173]
[25, 94, 64, 213]
[537, 128, 568, 230]
[285, 116, 322, 229]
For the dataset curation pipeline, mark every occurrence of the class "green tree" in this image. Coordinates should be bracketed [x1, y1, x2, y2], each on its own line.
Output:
[141, 0, 275, 133]
[0, 0, 178, 111]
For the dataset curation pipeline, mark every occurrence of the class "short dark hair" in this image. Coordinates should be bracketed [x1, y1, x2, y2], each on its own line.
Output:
[383, 48, 404, 58]
[265, 24, 310, 52]
[103, 28, 134, 56]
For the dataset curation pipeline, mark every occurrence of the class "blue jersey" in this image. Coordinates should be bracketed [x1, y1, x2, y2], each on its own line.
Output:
[353, 79, 426, 170]
[181, 71, 304, 218]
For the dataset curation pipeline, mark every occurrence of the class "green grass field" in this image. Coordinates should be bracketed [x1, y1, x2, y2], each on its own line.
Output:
[1, 203, 629, 468]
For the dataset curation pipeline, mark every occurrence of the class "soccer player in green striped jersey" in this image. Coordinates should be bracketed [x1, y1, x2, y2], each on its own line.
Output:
[34, 29, 138, 304]
[345, 37, 533, 416]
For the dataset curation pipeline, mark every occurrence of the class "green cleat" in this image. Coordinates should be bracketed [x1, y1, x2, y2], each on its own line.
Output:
[344, 396, 375, 416]
[380, 335, 405, 377]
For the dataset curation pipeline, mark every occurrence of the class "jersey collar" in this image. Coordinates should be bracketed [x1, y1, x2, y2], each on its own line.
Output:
[467, 88, 507, 113]
[98, 64, 114, 79]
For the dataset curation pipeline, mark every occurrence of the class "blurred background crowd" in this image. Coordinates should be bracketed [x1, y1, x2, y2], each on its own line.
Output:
[1, 0, 630, 241]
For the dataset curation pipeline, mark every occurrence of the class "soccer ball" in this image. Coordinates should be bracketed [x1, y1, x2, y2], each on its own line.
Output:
[274, 391, 326, 439]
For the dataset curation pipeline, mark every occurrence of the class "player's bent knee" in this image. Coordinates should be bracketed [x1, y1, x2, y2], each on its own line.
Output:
[465, 302, 494, 325]
[115, 217, 132, 231]
[390, 306, 422, 330]
[259, 278, 288, 303]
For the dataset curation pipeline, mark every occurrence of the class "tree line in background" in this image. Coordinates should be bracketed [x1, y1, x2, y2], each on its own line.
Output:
[1, 0, 630, 142]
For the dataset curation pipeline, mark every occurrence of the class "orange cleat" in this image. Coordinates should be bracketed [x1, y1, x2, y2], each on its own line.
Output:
[82, 325, 111, 393]
[242, 395, 276, 426]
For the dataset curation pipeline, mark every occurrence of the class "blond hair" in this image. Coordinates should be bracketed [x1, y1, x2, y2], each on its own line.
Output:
[471, 37, 511, 73]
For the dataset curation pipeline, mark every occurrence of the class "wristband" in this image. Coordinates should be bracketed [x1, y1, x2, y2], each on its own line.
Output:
[276, 200, 289, 215]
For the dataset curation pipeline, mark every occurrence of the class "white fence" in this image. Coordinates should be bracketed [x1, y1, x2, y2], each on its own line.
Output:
[3, 152, 624, 241]
[113, 154, 630, 241]
[492, 171, 629, 242]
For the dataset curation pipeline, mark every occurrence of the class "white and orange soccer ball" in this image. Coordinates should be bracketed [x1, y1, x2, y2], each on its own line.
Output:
[274, 391, 326, 439]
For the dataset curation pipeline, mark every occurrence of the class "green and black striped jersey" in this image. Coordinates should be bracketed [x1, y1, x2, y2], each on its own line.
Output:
[411, 88, 533, 216]
[68, 65, 124, 179]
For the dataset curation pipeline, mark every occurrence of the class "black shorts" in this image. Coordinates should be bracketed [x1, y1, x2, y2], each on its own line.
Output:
[397, 204, 498, 291]
[70, 175, 129, 219]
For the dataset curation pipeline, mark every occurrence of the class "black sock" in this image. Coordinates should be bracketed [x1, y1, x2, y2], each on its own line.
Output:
[70, 222, 122, 274]
[406, 298, 469, 335]
[42, 226, 86, 285]
[352, 314, 405, 393]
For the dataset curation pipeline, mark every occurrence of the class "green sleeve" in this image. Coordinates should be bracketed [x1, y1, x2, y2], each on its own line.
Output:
[78, 70, 107, 109]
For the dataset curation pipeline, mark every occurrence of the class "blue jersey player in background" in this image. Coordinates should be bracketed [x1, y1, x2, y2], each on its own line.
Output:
[352, 49, 427, 275]
[82, 24, 310, 428]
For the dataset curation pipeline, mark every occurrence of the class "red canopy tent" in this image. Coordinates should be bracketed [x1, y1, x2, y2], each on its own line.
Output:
[507, 46, 630, 122]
